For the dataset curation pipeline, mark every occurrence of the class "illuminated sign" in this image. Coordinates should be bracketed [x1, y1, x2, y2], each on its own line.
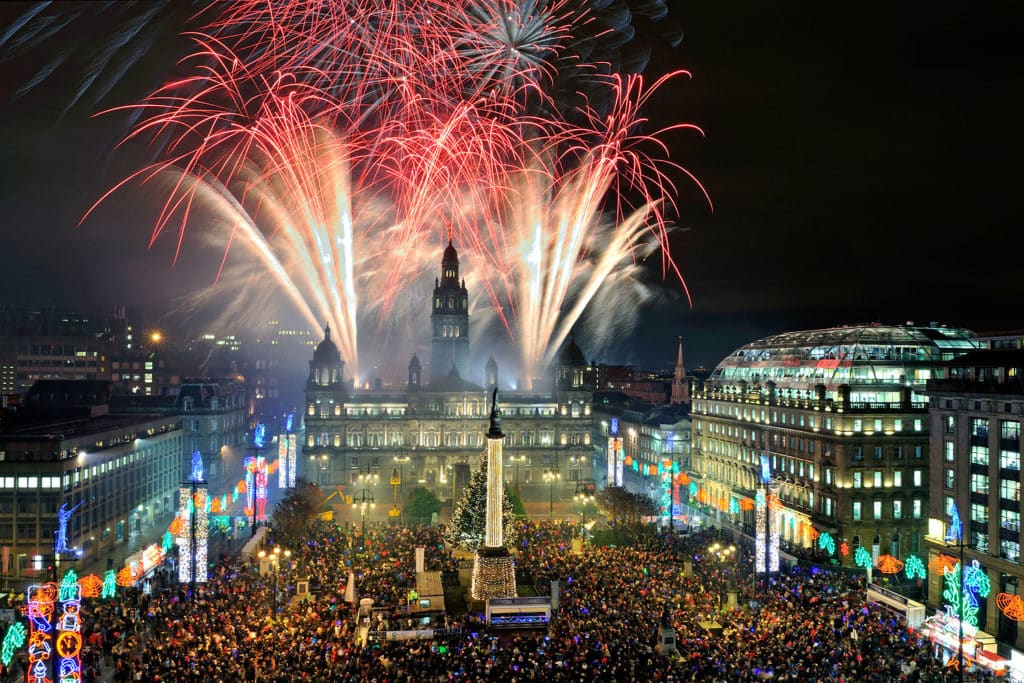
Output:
[27, 582, 57, 683]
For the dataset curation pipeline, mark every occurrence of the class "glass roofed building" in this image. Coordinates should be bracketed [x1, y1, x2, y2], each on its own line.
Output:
[691, 323, 979, 566]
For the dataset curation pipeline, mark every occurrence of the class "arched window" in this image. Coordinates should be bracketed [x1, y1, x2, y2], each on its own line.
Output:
[890, 533, 900, 557]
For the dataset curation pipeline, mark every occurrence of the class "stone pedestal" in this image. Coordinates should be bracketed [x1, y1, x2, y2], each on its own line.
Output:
[471, 546, 517, 600]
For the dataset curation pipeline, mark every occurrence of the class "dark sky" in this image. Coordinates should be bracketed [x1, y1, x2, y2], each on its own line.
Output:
[1, 2, 1022, 372]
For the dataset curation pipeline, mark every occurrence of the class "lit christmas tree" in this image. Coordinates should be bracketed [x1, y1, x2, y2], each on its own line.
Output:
[443, 452, 516, 550]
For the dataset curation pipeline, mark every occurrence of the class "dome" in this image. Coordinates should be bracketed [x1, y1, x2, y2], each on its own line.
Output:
[559, 336, 586, 365]
[312, 325, 342, 364]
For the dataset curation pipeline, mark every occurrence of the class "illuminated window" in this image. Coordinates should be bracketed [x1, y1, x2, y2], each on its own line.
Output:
[852, 502, 862, 521]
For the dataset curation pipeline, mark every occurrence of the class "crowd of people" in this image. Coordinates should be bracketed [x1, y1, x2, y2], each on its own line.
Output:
[2, 518, 1002, 682]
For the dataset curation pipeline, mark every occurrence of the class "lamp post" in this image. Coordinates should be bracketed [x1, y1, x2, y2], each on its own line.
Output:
[258, 546, 292, 618]
[543, 468, 561, 517]
[708, 542, 737, 609]
[574, 479, 595, 527]
[352, 489, 375, 549]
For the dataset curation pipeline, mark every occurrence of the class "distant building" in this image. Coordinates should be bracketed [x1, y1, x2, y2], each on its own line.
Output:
[0, 380, 184, 585]
[924, 349, 1024, 649]
[0, 306, 128, 394]
[301, 243, 596, 502]
[592, 393, 690, 518]
[593, 338, 690, 406]
[692, 323, 979, 562]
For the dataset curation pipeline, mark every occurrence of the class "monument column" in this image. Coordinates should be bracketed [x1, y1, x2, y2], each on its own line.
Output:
[471, 389, 517, 600]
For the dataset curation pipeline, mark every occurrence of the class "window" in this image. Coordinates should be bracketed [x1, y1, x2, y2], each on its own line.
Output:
[944, 469, 955, 489]
[853, 472, 862, 488]
[945, 415, 956, 434]
[913, 446, 924, 459]
[853, 447, 864, 461]
[825, 469, 833, 486]
[1002, 450, 1021, 471]
[824, 497, 834, 517]
[894, 419, 903, 432]
[1001, 478, 1021, 502]
[894, 446, 904, 460]
[874, 419, 883, 432]
[914, 419, 923, 432]
[893, 500, 902, 520]
[853, 501, 862, 521]
[1001, 509, 1020, 532]
[971, 473, 989, 494]
[873, 501, 882, 520]
[945, 495, 955, 516]
[945, 442, 955, 462]
[972, 418, 990, 442]
[893, 470, 903, 487]
[913, 470, 923, 487]
[853, 419, 863, 432]
[873, 471, 883, 488]
[971, 503, 988, 524]
[1001, 540, 1020, 563]
[912, 499, 922, 519]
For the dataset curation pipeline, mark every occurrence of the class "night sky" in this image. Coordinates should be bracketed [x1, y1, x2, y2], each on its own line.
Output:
[0, 2, 1022, 372]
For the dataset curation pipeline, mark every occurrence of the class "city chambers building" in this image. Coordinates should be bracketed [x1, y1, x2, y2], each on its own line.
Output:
[691, 323, 979, 563]
[301, 241, 596, 502]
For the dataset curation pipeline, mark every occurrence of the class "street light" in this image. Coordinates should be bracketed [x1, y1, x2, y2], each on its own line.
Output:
[542, 468, 561, 517]
[257, 546, 292, 617]
[508, 453, 526, 490]
[357, 463, 380, 485]
[708, 542, 737, 609]
[352, 489, 375, 549]
[574, 479, 595, 525]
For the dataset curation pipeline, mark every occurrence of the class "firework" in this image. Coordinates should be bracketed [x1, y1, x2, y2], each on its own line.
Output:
[79, 2, 706, 382]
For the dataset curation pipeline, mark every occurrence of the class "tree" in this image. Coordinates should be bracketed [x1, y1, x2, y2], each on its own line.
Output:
[505, 485, 527, 518]
[443, 453, 516, 550]
[596, 486, 658, 528]
[271, 478, 322, 547]
[404, 486, 441, 523]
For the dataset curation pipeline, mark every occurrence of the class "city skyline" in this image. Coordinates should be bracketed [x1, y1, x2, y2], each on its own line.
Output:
[0, 2, 1021, 374]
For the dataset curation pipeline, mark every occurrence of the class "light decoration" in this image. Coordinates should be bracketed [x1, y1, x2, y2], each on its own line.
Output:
[54, 502, 82, 555]
[876, 554, 904, 574]
[659, 460, 673, 522]
[115, 567, 136, 587]
[947, 500, 963, 543]
[26, 582, 57, 683]
[854, 546, 873, 570]
[806, 527, 820, 541]
[996, 593, 1024, 621]
[818, 532, 836, 557]
[739, 498, 754, 512]
[176, 483, 209, 585]
[255, 456, 268, 521]
[689, 482, 698, 496]
[943, 560, 991, 629]
[56, 569, 83, 683]
[840, 542, 850, 557]
[77, 574, 102, 599]
[101, 571, 116, 599]
[754, 482, 780, 574]
[729, 498, 740, 515]
[904, 555, 927, 581]
[607, 418, 623, 487]
[244, 457, 257, 515]
[930, 553, 958, 575]
[1, 621, 26, 667]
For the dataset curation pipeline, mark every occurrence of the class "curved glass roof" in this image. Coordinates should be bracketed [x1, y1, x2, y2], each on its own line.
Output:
[711, 324, 979, 395]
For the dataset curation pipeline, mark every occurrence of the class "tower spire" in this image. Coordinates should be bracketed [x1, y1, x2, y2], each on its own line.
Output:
[671, 336, 689, 405]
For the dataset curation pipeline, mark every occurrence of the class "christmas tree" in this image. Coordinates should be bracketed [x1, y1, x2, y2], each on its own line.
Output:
[443, 452, 516, 550]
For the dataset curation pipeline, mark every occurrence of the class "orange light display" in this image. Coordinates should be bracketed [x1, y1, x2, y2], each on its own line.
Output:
[77, 574, 103, 599]
[739, 498, 754, 512]
[997, 592, 1024, 621]
[876, 554, 904, 574]
[929, 553, 958, 575]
